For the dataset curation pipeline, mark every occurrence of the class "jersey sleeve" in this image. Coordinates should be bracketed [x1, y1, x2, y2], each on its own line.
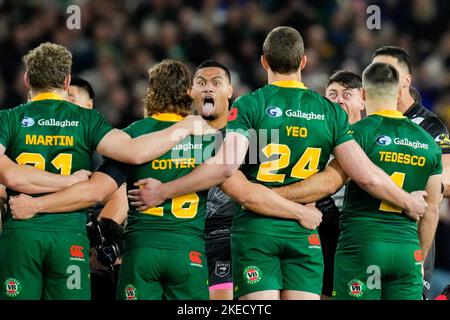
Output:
[421, 117, 450, 154]
[0, 110, 14, 150]
[330, 102, 354, 147]
[225, 94, 259, 140]
[430, 145, 443, 176]
[97, 157, 129, 188]
[88, 110, 114, 150]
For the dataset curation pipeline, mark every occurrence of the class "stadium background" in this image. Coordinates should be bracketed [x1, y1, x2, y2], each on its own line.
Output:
[0, 0, 449, 297]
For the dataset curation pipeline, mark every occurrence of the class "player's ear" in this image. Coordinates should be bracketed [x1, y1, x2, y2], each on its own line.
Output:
[362, 88, 367, 102]
[300, 55, 308, 70]
[24, 71, 31, 89]
[359, 88, 365, 110]
[227, 82, 233, 99]
[404, 73, 412, 88]
[260, 55, 269, 71]
[87, 99, 94, 109]
[64, 74, 71, 91]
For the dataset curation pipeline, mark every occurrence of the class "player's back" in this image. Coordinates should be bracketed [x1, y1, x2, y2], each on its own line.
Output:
[341, 111, 442, 244]
[122, 114, 216, 252]
[0, 95, 112, 233]
[227, 81, 353, 237]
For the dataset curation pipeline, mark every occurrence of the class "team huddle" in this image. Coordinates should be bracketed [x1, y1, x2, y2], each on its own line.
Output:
[0, 26, 448, 300]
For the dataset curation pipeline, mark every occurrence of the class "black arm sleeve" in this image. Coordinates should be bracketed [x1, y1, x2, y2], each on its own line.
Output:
[420, 117, 450, 154]
[96, 157, 129, 188]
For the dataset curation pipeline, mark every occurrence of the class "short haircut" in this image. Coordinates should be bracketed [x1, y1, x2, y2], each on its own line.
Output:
[409, 86, 422, 104]
[326, 70, 362, 90]
[70, 77, 95, 100]
[23, 42, 72, 90]
[362, 62, 400, 99]
[263, 26, 304, 74]
[144, 60, 192, 117]
[195, 60, 231, 83]
[372, 46, 412, 73]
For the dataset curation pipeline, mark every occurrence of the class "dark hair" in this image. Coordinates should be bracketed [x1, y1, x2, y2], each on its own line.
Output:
[372, 46, 412, 73]
[195, 60, 231, 83]
[409, 86, 422, 104]
[326, 70, 362, 89]
[144, 60, 192, 117]
[263, 26, 304, 74]
[70, 76, 95, 100]
[362, 62, 400, 100]
[23, 42, 72, 90]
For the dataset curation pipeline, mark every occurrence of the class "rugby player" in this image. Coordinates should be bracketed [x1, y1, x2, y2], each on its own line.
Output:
[0, 43, 211, 300]
[127, 27, 427, 300]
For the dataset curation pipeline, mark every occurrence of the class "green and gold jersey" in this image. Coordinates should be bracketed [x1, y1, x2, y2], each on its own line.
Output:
[0, 93, 113, 233]
[226, 81, 353, 237]
[106, 113, 217, 252]
[341, 110, 442, 244]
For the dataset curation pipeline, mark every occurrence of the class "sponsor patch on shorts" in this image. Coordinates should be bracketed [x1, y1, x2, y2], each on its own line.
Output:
[243, 266, 262, 285]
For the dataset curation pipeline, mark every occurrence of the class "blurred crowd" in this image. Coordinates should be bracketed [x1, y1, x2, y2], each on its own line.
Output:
[0, 0, 449, 295]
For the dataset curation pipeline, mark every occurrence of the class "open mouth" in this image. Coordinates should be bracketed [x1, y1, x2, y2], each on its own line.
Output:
[202, 97, 215, 117]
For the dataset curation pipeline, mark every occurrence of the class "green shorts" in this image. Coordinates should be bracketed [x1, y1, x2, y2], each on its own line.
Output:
[333, 240, 423, 300]
[231, 231, 323, 298]
[117, 247, 209, 300]
[0, 229, 90, 300]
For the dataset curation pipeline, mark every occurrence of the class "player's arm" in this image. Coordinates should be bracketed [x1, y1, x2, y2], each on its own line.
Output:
[97, 116, 213, 165]
[219, 170, 322, 229]
[0, 184, 6, 219]
[333, 140, 426, 219]
[98, 183, 128, 225]
[418, 174, 441, 259]
[273, 158, 348, 203]
[9, 171, 120, 220]
[0, 152, 90, 194]
[128, 133, 247, 210]
[441, 154, 450, 198]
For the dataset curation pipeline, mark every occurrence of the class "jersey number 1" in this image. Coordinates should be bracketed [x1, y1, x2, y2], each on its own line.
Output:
[379, 171, 405, 213]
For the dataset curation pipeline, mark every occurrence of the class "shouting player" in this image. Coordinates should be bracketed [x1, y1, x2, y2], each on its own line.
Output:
[191, 60, 235, 300]
[10, 60, 218, 300]
[127, 26, 427, 300]
[0, 43, 211, 300]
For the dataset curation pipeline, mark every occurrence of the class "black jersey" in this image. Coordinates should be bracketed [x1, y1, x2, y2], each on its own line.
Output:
[404, 102, 449, 299]
[404, 102, 450, 154]
[204, 129, 237, 240]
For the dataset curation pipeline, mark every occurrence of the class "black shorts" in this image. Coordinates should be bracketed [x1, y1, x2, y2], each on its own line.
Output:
[317, 211, 340, 297]
[205, 236, 232, 287]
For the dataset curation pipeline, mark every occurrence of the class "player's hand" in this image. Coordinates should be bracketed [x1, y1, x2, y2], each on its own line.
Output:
[405, 191, 428, 221]
[70, 169, 92, 185]
[183, 115, 217, 135]
[128, 178, 167, 211]
[9, 194, 39, 220]
[297, 203, 322, 230]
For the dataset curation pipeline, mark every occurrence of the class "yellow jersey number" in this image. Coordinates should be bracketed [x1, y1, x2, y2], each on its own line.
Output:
[16, 152, 73, 176]
[141, 193, 199, 219]
[256, 143, 321, 183]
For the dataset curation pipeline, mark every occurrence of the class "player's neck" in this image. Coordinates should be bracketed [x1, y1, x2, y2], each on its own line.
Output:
[365, 99, 398, 115]
[30, 88, 69, 101]
[398, 92, 416, 114]
[268, 70, 302, 84]
[208, 114, 228, 130]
